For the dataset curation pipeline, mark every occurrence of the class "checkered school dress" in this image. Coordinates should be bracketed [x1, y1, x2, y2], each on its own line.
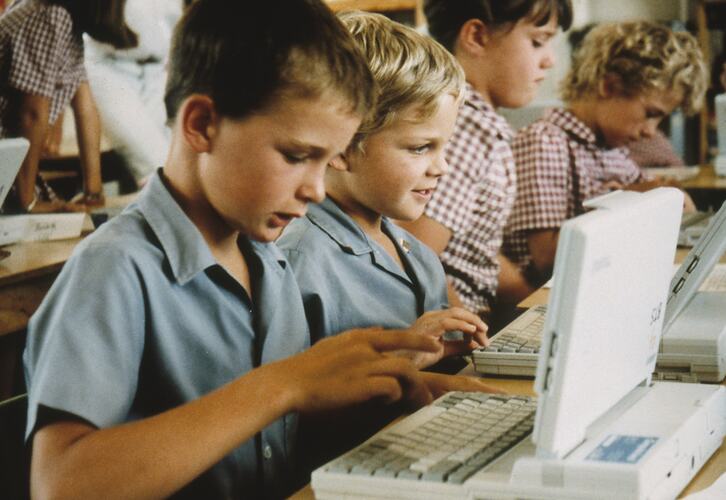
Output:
[424, 84, 517, 317]
[0, 0, 86, 137]
[502, 108, 646, 273]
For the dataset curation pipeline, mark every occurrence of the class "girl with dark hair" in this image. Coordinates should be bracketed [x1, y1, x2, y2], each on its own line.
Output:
[0, 0, 136, 213]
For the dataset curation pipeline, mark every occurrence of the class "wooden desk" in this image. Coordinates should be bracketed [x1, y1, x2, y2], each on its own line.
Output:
[681, 165, 726, 191]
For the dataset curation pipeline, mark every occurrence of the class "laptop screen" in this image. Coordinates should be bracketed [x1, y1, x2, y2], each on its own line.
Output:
[665, 200, 726, 331]
[0, 138, 30, 206]
[531, 188, 683, 459]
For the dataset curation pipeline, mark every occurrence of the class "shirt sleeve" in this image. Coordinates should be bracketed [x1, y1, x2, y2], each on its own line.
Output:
[507, 124, 571, 233]
[424, 111, 484, 234]
[7, 6, 74, 97]
[24, 241, 146, 438]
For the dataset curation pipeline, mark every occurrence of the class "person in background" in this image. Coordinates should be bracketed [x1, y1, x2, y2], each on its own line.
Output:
[503, 21, 707, 286]
[0, 0, 136, 212]
[567, 23, 686, 168]
[399, 0, 573, 326]
[85, 0, 188, 186]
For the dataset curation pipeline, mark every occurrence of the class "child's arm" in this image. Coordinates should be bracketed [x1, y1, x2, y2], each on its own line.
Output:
[496, 253, 535, 304]
[527, 229, 559, 284]
[15, 93, 51, 210]
[70, 82, 104, 205]
[30, 329, 439, 499]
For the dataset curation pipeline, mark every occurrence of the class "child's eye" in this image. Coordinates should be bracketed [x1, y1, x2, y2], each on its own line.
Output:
[282, 152, 308, 164]
[410, 144, 431, 155]
[532, 38, 544, 48]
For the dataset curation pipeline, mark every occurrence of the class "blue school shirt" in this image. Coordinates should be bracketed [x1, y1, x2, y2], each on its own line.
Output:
[278, 196, 449, 343]
[24, 170, 309, 499]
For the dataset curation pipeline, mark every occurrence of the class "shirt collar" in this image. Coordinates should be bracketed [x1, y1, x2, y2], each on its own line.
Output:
[463, 83, 513, 141]
[547, 108, 598, 145]
[306, 197, 373, 255]
[137, 172, 287, 287]
[136, 170, 217, 284]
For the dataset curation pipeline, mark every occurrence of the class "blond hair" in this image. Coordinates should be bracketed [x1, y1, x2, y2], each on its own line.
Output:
[561, 21, 708, 115]
[339, 11, 465, 151]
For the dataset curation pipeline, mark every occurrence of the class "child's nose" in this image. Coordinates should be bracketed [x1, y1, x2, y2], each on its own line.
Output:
[541, 46, 555, 69]
[428, 152, 448, 177]
[642, 121, 658, 138]
[298, 170, 326, 203]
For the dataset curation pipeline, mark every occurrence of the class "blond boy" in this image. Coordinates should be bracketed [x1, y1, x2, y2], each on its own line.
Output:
[503, 21, 707, 284]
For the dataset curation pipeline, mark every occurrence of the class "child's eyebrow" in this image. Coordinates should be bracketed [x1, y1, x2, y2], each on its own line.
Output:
[282, 140, 329, 157]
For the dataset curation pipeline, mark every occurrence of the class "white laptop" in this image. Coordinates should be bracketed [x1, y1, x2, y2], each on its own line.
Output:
[0, 138, 30, 248]
[656, 200, 726, 382]
[0, 138, 29, 207]
[474, 200, 726, 383]
[312, 188, 726, 500]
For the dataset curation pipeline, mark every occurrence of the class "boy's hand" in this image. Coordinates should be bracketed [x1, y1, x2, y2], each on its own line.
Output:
[279, 328, 439, 414]
[402, 308, 489, 368]
[420, 372, 505, 400]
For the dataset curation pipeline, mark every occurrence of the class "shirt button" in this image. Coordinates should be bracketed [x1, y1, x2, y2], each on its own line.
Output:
[263, 445, 272, 460]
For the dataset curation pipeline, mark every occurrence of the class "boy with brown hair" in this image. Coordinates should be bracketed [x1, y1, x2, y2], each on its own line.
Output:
[23, 1, 443, 497]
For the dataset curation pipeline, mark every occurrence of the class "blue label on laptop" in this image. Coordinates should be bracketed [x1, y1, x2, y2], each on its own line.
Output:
[586, 435, 658, 464]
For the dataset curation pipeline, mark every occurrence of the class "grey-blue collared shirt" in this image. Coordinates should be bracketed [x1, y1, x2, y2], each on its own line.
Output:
[278, 196, 449, 343]
[24, 170, 309, 499]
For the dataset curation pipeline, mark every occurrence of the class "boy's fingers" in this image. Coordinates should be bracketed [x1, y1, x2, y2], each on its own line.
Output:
[367, 357, 432, 406]
[444, 307, 488, 332]
[353, 376, 403, 404]
[442, 341, 477, 357]
[368, 330, 440, 353]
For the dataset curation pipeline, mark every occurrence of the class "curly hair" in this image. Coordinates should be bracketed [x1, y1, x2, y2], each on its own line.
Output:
[339, 11, 465, 152]
[561, 21, 708, 115]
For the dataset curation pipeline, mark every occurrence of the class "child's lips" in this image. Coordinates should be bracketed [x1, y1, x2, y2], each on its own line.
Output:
[412, 187, 436, 199]
[271, 211, 304, 227]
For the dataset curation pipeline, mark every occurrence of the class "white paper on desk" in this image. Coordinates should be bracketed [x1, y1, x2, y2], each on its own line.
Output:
[682, 472, 726, 499]
[19, 213, 86, 242]
[0, 215, 26, 245]
[647, 165, 701, 182]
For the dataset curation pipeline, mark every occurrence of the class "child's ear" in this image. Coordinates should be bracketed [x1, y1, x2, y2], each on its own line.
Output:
[329, 153, 350, 172]
[457, 18, 489, 56]
[599, 74, 624, 99]
[179, 95, 217, 153]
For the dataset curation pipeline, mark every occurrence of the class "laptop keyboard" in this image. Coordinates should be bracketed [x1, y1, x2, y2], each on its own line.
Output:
[321, 393, 536, 484]
[483, 305, 547, 354]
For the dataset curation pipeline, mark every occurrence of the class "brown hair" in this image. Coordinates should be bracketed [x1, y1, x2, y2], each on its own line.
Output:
[164, 0, 375, 122]
[47, 0, 138, 49]
[424, 0, 573, 52]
